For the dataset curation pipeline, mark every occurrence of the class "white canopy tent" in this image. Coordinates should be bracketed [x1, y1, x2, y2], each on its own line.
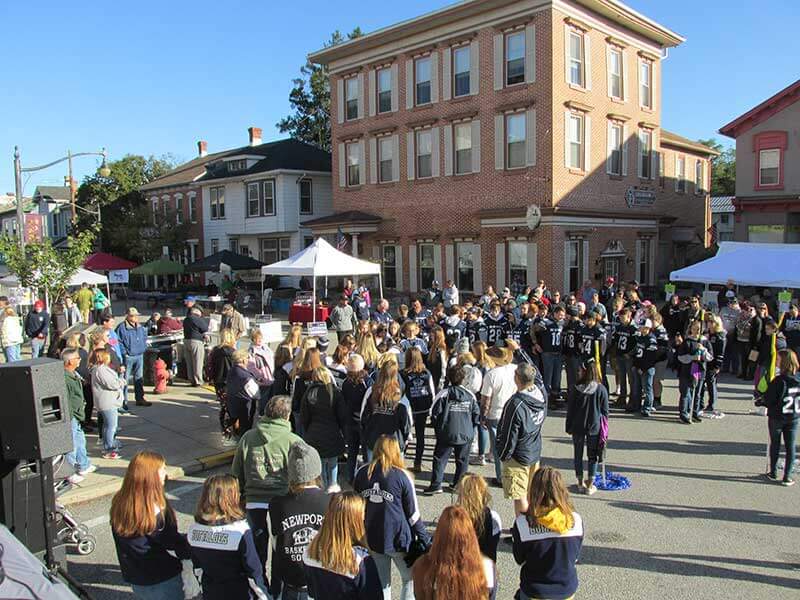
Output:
[670, 242, 800, 288]
[261, 238, 382, 318]
[0, 267, 110, 309]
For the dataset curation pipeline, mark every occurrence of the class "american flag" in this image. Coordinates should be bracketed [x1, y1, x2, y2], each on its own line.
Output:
[708, 223, 718, 246]
[336, 227, 348, 251]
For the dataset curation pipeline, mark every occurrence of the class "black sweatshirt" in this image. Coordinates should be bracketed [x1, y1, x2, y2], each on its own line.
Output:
[566, 381, 609, 437]
[764, 372, 800, 422]
[430, 385, 480, 446]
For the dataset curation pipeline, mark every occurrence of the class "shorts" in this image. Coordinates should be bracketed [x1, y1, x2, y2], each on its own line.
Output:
[502, 458, 540, 500]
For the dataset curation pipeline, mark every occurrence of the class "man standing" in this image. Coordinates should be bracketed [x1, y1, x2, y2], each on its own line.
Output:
[442, 279, 459, 309]
[115, 307, 151, 407]
[63, 296, 82, 328]
[75, 283, 94, 324]
[183, 295, 197, 317]
[183, 307, 209, 386]
[480, 347, 518, 487]
[25, 300, 49, 358]
[496, 363, 547, 516]
[62, 348, 96, 484]
[330, 295, 355, 341]
[221, 303, 247, 339]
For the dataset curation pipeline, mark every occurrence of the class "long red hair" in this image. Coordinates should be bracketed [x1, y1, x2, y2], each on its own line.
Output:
[110, 451, 171, 537]
[412, 506, 487, 600]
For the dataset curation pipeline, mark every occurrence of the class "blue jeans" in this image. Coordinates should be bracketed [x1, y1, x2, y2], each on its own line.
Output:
[486, 418, 503, 481]
[572, 432, 600, 482]
[639, 367, 655, 413]
[4, 345, 20, 362]
[701, 369, 719, 411]
[131, 574, 183, 600]
[278, 586, 310, 600]
[99, 408, 119, 452]
[615, 354, 632, 400]
[124, 354, 145, 403]
[541, 352, 562, 397]
[30, 338, 45, 358]
[769, 417, 798, 481]
[321, 456, 339, 490]
[430, 441, 470, 489]
[474, 424, 489, 456]
[678, 374, 704, 419]
[66, 417, 91, 472]
[370, 550, 414, 600]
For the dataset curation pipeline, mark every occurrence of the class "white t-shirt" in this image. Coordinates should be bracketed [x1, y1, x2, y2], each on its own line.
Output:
[480, 363, 518, 420]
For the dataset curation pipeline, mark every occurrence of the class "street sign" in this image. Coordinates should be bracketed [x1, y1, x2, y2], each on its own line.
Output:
[625, 188, 656, 208]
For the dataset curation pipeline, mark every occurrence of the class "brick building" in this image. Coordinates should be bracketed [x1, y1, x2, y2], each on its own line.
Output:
[306, 0, 718, 297]
[719, 78, 800, 243]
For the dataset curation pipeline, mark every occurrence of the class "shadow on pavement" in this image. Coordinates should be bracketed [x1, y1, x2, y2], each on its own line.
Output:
[549, 437, 765, 458]
[65, 561, 135, 599]
[604, 500, 800, 529]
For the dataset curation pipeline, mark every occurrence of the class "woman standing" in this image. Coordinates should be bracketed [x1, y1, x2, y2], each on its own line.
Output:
[91, 349, 124, 460]
[400, 348, 435, 472]
[702, 316, 726, 415]
[425, 326, 449, 393]
[353, 436, 431, 600]
[361, 362, 412, 457]
[676, 320, 713, 424]
[764, 349, 800, 486]
[301, 366, 348, 491]
[456, 473, 502, 563]
[303, 491, 382, 599]
[247, 328, 274, 416]
[412, 506, 494, 600]
[208, 329, 238, 437]
[92, 285, 109, 325]
[225, 350, 260, 439]
[111, 451, 190, 599]
[291, 347, 323, 437]
[282, 324, 304, 356]
[566, 364, 609, 495]
[343, 354, 371, 484]
[0, 306, 23, 362]
[270, 345, 294, 398]
[355, 333, 380, 373]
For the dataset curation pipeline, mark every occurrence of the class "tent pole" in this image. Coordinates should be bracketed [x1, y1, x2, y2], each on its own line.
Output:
[261, 278, 264, 315]
[106, 282, 111, 313]
[312, 276, 317, 322]
[325, 276, 328, 298]
[379, 272, 384, 301]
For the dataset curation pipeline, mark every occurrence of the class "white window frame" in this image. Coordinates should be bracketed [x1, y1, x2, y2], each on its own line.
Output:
[151, 198, 158, 224]
[345, 76, 359, 120]
[758, 149, 780, 186]
[695, 160, 704, 194]
[454, 122, 472, 175]
[262, 180, 275, 216]
[676, 155, 686, 193]
[188, 194, 197, 223]
[507, 241, 528, 290]
[608, 122, 624, 176]
[505, 112, 526, 170]
[568, 30, 584, 87]
[456, 242, 474, 292]
[382, 245, 398, 289]
[260, 237, 291, 264]
[346, 142, 361, 186]
[247, 182, 261, 218]
[175, 195, 183, 224]
[162, 197, 169, 218]
[453, 45, 471, 97]
[299, 179, 313, 214]
[210, 238, 219, 254]
[505, 30, 526, 87]
[639, 129, 653, 180]
[229, 238, 239, 254]
[378, 136, 393, 183]
[210, 187, 225, 220]
[608, 46, 623, 100]
[566, 238, 586, 293]
[567, 113, 584, 170]
[416, 129, 433, 179]
[414, 56, 432, 106]
[417, 243, 436, 290]
[376, 67, 392, 114]
[639, 59, 653, 109]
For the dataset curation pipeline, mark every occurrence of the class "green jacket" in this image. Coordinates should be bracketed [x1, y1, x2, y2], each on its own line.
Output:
[231, 417, 302, 504]
[65, 370, 85, 422]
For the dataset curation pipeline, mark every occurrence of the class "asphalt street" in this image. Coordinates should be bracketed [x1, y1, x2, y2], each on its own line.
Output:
[65, 372, 800, 599]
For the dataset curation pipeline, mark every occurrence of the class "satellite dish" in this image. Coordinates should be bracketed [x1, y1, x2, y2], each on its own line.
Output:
[526, 205, 542, 230]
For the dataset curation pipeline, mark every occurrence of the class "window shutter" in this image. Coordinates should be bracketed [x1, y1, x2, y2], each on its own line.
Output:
[336, 79, 344, 124]
[526, 242, 538, 287]
[495, 243, 506, 291]
[372, 246, 380, 261]
[338, 143, 346, 187]
[406, 131, 415, 180]
[606, 46, 614, 98]
[564, 26, 571, 84]
[471, 120, 481, 173]
[563, 240, 571, 292]
[368, 70, 376, 117]
[472, 243, 482, 293]
[469, 40, 479, 95]
[622, 49, 629, 101]
[431, 126, 441, 177]
[606, 121, 613, 174]
[524, 24, 536, 83]
[356, 72, 365, 119]
[392, 134, 400, 182]
[635, 239, 642, 281]
[408, 245, 418, 292]
[493, 34, 503, 90]
[444, 124, 453, 177]
[369, 137, 378, 184]
[358, 140, 365, 182]
[396, 245, 404, 291]
[433, 245, 442, 283]
[430, 51, 439, 104]
[525, 108, 537, 166]
[406, 60, 414, 109]
[564, 111, 571, 167]
[583, 115, 591, 171]
[674, 154, 679, 192]
[651, 61, 657, 110]
[390, 64, 399, 112]
[494, 114, 504, 170]
[637, 130, 644, 179]
[583, 33, 592, 90]
[622, 123, 629, 176]
[445, 244, 454, 282]
[650, 129, 658, 181]
[442, 47, 452, 101]
[582, 240, 589, 283]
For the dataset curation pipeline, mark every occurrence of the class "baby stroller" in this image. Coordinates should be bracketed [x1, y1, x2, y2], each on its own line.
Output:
[52, 456, 97, 556]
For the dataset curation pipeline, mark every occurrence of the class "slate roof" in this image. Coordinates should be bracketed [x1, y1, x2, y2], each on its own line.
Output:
[140, 151, 227, 191]
[33, 185, 71, 202]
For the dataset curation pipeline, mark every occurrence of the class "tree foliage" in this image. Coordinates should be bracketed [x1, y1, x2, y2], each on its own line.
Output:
[0, 228, 96, 306]
[697, 138, 736, 196]
[277, 28, 363, 152]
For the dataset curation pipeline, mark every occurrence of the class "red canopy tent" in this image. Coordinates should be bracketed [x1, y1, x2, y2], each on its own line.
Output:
[84, 252, 137, 271]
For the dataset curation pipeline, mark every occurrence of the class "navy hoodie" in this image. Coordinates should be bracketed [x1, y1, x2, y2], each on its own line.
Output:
[430, 385, 480, 446]
[466, 317, 488, 344]
[400, 370, 436, 414]
[187, 519, 268, 599]
[496, 387, 547, 466]
[566, 381, 609, 437]
[354, 465, 431, 553]
[303, 545, 382, 600]
[360, 394, 412, 452]
[24, 310, 49, 338]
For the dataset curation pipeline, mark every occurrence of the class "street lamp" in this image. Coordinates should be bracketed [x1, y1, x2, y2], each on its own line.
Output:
[13, 146, 109, 249]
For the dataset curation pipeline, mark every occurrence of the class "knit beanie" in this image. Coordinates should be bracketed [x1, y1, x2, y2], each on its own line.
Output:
[288, 442, 322, 486]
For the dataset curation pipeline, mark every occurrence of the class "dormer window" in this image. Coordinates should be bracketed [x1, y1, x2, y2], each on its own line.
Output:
[228, 159, 247, 172]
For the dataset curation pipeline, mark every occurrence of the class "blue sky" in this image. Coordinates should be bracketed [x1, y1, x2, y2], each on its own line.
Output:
[2, 0, 798, 195]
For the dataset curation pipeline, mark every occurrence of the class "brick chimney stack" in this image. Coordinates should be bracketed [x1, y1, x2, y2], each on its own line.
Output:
[197, 140, 208, 158]
[248, 127, 262, 146]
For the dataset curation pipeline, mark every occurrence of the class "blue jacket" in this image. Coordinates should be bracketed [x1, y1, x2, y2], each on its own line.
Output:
[187, 519, 268, 599]
[354, 465, 430, 554]
[24, 311, 49, 338]
[115, 320, 148, 357]
[303, 546, 382, 600]
[496, 388, 547, 466]
[430, 385, 480, 446]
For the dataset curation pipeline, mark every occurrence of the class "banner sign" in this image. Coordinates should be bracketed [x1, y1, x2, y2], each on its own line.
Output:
[625, 188, 656, 208]
[108, 269, 129, 284]
[307, 321, 327, 337]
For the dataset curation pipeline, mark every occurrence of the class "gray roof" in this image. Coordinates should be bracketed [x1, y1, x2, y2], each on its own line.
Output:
[710, 196, 735, 213]
[33, 185, 71, 202]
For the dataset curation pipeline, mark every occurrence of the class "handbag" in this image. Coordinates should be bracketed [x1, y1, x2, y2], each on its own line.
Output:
[748, 349, 760, 363]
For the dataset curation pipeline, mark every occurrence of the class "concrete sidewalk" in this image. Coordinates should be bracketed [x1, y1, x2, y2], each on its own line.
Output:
[59, 382, 234, 505]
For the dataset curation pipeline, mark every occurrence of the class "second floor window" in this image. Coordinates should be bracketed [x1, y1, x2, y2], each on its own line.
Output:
[639, 129, 652, 179]
[506, 113, 526, 169]
[246, 180, 275, 217]
[568, 31, 584, 87]
[659, 152, 665, 187]
[567, 113, 583, 170]
[379, 137, 393, 183]
[175, 196, 183, 224]
[346, 142, 360, 186]
[759, 149, 780, 186]
[416, 129, 433, 178]
[415, 57, 431, 105]
[608, 122, 623, 176]
[454, 122, 472, 175]
[210, 187, 225, 220]
[377, 68, 392, 113]
[640, 60, 652, 109]
[345, 77, 359, 120]
[505, 31, 525, 86]
[453, 46, 471, 97]
[676, 156, 686, 193]
[608, 47, 622, 99]
[299, 180, 312, 214]
[695, 160, 704, 192]
[189, 195, 197, 223]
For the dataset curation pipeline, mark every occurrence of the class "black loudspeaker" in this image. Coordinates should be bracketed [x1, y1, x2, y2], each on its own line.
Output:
[0, 358, 73, 461]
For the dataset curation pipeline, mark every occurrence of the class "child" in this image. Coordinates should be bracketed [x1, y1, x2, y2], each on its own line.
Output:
[511, 467, 583, 600]
[400, 348, 436, 472]
[457, 473, 501, 563]
[153, 357, 171, 395]
[566, 364, 609, 495]
[630, 319, 659, 416]
[342, 354, 371, 483]
[676, 320, 713, 424]
[187, 474, 268, 599]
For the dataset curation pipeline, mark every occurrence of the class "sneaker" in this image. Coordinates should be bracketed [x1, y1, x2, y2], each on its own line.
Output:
[67, 473, 84, 484]
[135, 399, 153, 407]
[692, 414, 703, 423]
[576, 480, 586, 493]
[584, 480, 597, 495]
[469, 455, 486, 466]
[679, 416, 692, 424]
[782, 479, 796, 487]
[764, 472, 779, 482]
[117, 407, 130, 415]
[327, 484, 342, 493]
[423, 486, 443, 496]
[102, 451, 121, 460]
[78, 464, 97, 476]
[640, 411, 651, 418]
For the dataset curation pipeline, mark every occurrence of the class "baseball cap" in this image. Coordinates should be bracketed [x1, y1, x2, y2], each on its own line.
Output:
[185, 296, 197, 303]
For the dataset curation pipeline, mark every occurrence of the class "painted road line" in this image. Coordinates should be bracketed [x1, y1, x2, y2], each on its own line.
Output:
[86, 482, 202, 529]
[84, 515, 109, 529]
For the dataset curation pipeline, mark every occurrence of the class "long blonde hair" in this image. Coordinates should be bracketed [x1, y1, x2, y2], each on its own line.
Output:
[472, 341, 492, 370]
[355, 333, 380, 367]
[283, 324, 303, 351]
[371, 361, 401, 410]
[457, 474, 492, 538]
[291, 337, 318, 378]
[110, 451, 170, 537]
[307, 492, 366, 576]
[368, 435, 406, 479]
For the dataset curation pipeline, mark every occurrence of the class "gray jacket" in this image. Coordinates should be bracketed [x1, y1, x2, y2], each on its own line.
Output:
[329, 304, 355, 331]
[91, 364, 124, 411]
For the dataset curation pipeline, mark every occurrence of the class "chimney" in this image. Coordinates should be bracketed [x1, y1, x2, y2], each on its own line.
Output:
[197, 140, 208, 158]
[248, 126, 262, 146]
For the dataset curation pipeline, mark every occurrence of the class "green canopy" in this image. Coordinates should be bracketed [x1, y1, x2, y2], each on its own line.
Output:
[130, 257, 185, 276]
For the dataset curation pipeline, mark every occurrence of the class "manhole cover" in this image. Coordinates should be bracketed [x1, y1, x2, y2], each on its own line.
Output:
[588, 531, 627, 544]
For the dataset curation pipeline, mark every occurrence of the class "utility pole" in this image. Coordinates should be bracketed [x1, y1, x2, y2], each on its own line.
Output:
[13, 146, 25, 250]
[68, 150, 76, 223]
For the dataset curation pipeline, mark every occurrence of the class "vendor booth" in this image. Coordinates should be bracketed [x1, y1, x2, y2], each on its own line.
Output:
[261, 238, 382, 321]
[0, 267, 110, 309]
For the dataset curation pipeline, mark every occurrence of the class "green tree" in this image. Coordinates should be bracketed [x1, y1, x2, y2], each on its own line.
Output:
[0, 228, 96, 307]
[698, 138, 736, 196]
[277, 28, 363, 151]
